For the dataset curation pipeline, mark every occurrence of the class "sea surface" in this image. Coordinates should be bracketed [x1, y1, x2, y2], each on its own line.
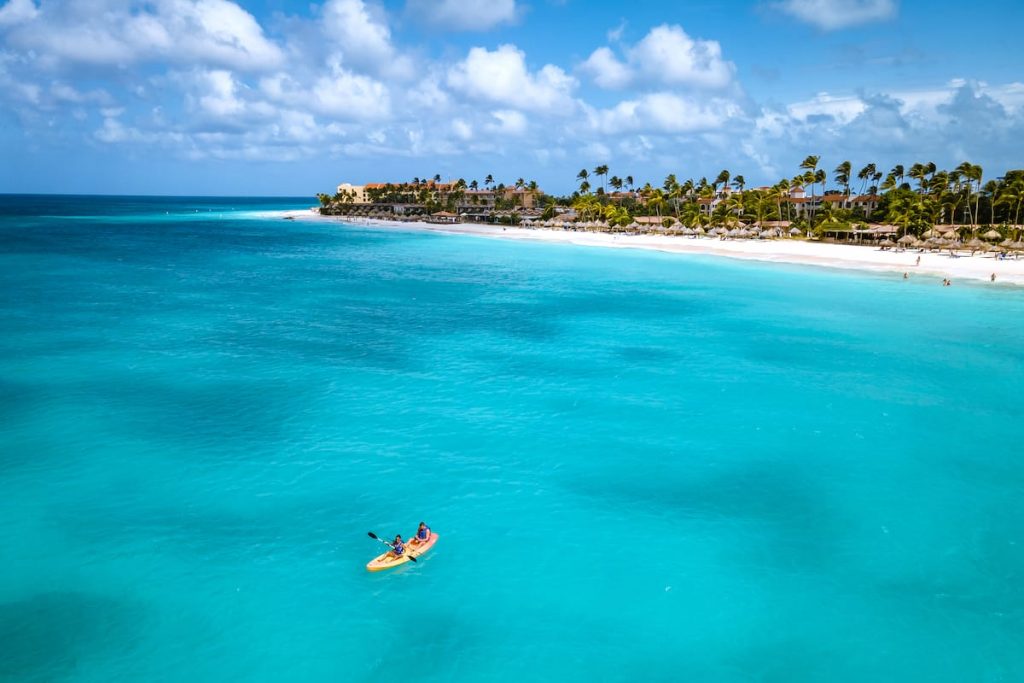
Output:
[2, 194, 1023, 682]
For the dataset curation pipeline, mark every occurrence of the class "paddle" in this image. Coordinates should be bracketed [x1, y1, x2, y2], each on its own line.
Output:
[367, 531, 417, 562]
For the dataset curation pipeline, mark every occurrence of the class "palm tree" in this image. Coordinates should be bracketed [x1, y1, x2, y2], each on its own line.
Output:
[625, 175, 634, 191]
[799, 156, 820, 223]
[713, 169, 730, 194]
[857, 163, 876, 196]
[908, 163, 927, 192]
[890, 164, 905, 187]
[609, 176, 623, 192]
[982, 179, 999, 226]
[732, 175, 746, 214]
[469, 179, 478, 191]
[594, 165, 609, 193]
[433, 174, 441, 184]
[969, 164, 983, 227]
[577, 168, 589, 184]
[579, 180, 591, 195]
[834, 161, 851, 202]
[996, 180, 1024, 233]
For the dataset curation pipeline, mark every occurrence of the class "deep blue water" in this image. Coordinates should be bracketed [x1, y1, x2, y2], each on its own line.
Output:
[2, 195, 1023, 681]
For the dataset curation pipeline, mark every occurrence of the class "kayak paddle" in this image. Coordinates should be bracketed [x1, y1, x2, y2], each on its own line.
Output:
[367, 531, 417, 562]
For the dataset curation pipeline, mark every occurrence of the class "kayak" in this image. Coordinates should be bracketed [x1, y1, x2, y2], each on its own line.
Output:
[366, 532, 439, 572]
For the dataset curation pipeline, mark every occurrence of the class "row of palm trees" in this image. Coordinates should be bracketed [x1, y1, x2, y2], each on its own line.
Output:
[319, 174, 543, 214]
[567, 159, 1024, 235]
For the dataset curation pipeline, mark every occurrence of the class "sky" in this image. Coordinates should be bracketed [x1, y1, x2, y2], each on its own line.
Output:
[1, 0, 1023, 196]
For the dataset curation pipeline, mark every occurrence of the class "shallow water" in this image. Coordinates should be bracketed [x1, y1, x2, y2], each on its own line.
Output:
[2, 195, 1023, 681]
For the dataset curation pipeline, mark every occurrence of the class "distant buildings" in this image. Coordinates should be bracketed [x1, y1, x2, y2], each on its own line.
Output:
[331, 179, 543, 217]
[695, 185, 881, 218]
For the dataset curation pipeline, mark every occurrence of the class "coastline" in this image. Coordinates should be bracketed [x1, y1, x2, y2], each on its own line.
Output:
[285, 209, 1024, 287]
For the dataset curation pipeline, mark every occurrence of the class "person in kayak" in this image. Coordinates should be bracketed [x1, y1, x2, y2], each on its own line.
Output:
[410, 522, 431, 546]
[384, 534, 405, 560]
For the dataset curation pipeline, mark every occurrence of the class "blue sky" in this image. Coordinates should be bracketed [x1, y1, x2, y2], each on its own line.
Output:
[1, 0, 1022, 196]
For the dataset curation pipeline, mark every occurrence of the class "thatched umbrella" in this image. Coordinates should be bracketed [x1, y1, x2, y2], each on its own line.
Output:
[982, 229, 1002, 240]
[921, 229, 936, 238]
[897, 234, 917, 246]
[788, 227, 802, 236]
[695, 227, 707, 235]
[966, 237, 986, 250]
[879, 238, 896, 248]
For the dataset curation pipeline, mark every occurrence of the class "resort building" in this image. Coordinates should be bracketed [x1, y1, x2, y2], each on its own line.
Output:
[695, 184, 880, 218]
[335, 183, 369, 204]
[332, 179, 543, 213]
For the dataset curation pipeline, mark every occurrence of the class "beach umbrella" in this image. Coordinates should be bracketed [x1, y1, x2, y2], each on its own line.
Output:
[695, 227, 706, 235]
[982, 229, 1002, 240]
[880, 239, 896, 247]
[966, 238, 985, 249]
[788, 227, 802, 236]
[897, 234, 917, 245]
[921, 229, 936, 238]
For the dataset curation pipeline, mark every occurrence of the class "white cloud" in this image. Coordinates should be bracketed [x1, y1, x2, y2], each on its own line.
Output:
[311, 69, 390, 120]
[195, 70, 245, 117]
[447, 44, 576, 113]
[0, 0, 37, 26]
[406, 0, 518, 31]
[451, 118, 473, 141]
[321, 0, 411, 78]
[487, 109, 527, 136]
[775, 0, 897, 31]
[579, 47, 631, 89]
[2, 0, 284, 71]
[632, 25, 734, 88]
[788, 92, 866, 124]
[580, 24, 734, 90]
[588, 92, 742, 134]
[260, 63, 391, 121]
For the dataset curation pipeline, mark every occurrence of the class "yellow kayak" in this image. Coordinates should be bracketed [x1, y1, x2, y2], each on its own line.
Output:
[366, 532, 439, 572]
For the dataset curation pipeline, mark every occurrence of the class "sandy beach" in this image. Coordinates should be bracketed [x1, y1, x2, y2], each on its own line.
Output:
[288, 210, 1024, 287]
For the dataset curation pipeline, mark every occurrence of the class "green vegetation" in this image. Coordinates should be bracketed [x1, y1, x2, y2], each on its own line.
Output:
[317, 162, 1024, 240]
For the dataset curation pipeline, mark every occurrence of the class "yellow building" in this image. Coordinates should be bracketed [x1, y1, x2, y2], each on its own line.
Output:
[335, 183, 369, 204]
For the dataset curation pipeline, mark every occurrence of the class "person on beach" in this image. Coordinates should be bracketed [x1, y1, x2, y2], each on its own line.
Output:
[903, 272, 908, 279]
[410, 522, 431, 546]
[916, 255, 921, 266]
[991, 273, 996, 282]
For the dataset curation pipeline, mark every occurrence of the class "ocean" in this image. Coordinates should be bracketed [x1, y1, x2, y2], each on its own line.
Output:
[1, 194, 1023, 681]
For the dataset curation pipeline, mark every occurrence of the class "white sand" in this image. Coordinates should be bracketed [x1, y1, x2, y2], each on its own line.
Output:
[287, 209, 1024, 287]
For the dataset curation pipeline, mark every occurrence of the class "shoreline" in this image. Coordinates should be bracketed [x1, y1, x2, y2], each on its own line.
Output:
[285, 209, 1024, 287]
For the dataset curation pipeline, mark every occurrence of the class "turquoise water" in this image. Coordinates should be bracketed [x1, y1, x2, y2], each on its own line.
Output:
[2, 195, 1023, 681]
